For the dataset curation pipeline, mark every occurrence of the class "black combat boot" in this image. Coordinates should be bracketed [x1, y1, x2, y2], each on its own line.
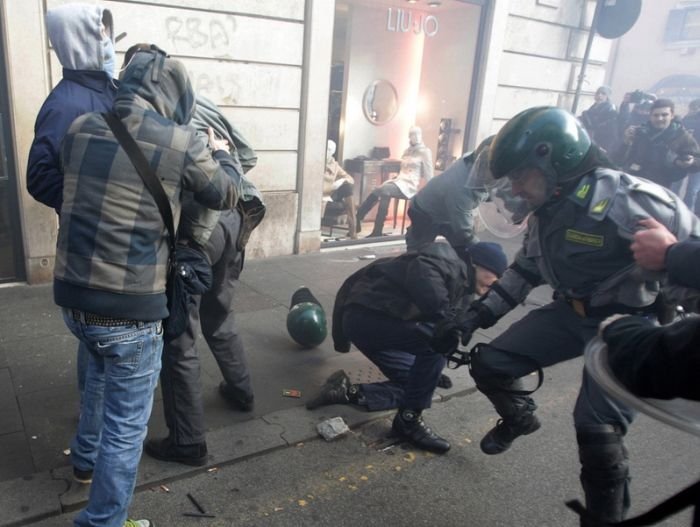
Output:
[306, 370, 358, 409]
[478, 379, 541, 455]
[577, 424, 630, 526]
[392, 409, 451, 453]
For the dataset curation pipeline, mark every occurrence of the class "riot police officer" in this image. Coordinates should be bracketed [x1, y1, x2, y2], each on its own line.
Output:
[451, 107, 700, 525]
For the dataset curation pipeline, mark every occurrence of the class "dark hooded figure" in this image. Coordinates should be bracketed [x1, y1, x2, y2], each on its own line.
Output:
[579, 86, 619, 154]
[27, 3, 118, 214]
[55, 47, 239, 527]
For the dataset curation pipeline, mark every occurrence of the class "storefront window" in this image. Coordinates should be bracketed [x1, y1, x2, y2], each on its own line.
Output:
[322, 0, 483, 244]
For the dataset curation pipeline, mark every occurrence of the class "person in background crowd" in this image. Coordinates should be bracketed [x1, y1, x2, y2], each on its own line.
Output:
[451, 106, 700, 525]
[615, 98, 700, 190]
[56, 47, 239, 527]
[617, 90, 655, 137]
[308, 241, 507, 454]
[682, 98, 700, 213]
[404, 136, 494, 252]
[579, 86, 619, 154]
[356, 126, 433, 237]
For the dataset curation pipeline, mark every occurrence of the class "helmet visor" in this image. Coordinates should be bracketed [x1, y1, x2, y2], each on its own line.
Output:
[486, 178, 530, 225]
[465, 149, 498, 189]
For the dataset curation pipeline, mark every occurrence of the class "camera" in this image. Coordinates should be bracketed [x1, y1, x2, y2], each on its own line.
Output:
[628, 89, 656, 104]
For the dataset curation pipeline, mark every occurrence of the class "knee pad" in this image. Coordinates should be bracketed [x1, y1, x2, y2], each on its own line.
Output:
[577, 424, 629, 482]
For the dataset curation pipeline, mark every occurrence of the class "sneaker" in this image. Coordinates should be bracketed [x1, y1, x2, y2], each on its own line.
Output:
[218, 382, 254, 412]
[73, 467, 93, 484]
[391, 409, 451, 454]
[305, 370, 351, 409]
[144, 437, 208, 467]
[124, 520, 155, 527]
[480, 414, 541, 455]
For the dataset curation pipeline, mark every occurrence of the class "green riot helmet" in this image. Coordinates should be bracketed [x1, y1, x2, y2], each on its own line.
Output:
[489, 107, 592, 191]
[286, 287, 328, 348]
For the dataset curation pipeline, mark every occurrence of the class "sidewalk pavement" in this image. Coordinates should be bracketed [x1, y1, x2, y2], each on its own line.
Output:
[0, 232, 545, 526]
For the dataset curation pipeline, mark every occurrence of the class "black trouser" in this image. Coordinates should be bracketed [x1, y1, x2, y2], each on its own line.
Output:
[469, 298, 636, 523]
[160, 210, 253, 445]
[356, 181, 406, 235]
[343, 305, 445, 411]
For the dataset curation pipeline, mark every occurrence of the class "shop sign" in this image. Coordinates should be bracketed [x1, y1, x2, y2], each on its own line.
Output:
[386, 8, 439, 37]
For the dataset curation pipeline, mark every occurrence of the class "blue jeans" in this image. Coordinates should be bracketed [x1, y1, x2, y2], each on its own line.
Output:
[63, 309, 163, 527]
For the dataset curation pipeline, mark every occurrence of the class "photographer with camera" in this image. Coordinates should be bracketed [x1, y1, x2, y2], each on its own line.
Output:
[615, 98, 700, 190]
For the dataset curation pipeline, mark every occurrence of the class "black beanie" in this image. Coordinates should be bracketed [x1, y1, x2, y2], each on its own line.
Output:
[469, 242, 508, 277]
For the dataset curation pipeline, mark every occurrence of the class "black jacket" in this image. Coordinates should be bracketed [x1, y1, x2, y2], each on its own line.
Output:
[332, 243, 472, 352]
[580, 101, 618, 154]
[616, 120, 700, 188]
[603, 316, 700, 400]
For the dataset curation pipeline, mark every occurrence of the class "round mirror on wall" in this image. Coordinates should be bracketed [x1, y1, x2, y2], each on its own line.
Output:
[362, 80, 398, 125]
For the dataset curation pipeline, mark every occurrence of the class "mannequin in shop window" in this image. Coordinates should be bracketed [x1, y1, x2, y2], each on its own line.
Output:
[323, 140, 357, 239]
[356, 126, 434, 237]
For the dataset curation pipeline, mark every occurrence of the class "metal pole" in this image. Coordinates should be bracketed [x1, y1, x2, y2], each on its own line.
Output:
[571, 0, 603, 114]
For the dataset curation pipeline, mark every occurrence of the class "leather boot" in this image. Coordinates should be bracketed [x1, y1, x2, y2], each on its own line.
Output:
[477, 378, 541, 455]
[577, 424, 630, 526]
[392, 409, 451, 453]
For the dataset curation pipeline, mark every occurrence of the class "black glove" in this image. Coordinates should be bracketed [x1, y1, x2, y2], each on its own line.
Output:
[431, 318, 461, 356]
[455, 310, 482, 346]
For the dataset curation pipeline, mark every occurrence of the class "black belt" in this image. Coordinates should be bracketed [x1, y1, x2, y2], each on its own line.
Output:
[562, 298, 655, 319]
[71, 309, 142, 327]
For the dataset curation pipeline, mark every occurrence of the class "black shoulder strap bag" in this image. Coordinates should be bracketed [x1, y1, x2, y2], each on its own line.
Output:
[103, 112, 212, 341]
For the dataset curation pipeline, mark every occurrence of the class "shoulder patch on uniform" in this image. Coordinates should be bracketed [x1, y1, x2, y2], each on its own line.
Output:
[591, 198, 610, 214]
[628, 179, 674, 205]
[569, 175, 594, 207]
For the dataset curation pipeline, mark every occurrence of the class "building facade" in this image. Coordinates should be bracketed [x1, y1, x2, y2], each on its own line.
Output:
[1, 0, 612, 284]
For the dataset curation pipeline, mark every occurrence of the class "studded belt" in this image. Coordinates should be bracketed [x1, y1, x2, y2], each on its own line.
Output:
[71, 309, 142, 327]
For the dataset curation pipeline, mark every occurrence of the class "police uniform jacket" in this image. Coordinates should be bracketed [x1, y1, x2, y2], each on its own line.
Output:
[477, 168, 700, 323]
[411, 152, 489, 247]
[332, 243, 472, 352]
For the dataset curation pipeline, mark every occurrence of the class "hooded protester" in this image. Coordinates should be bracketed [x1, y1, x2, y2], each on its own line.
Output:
[145, 92, 263, 468]
[27, 3, 119, 214]
[306, 241, 508, 455]
[56, 47, 239, 527]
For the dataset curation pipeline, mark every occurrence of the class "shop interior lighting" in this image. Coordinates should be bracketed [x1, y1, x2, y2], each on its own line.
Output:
[427, 0, 442, 6]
